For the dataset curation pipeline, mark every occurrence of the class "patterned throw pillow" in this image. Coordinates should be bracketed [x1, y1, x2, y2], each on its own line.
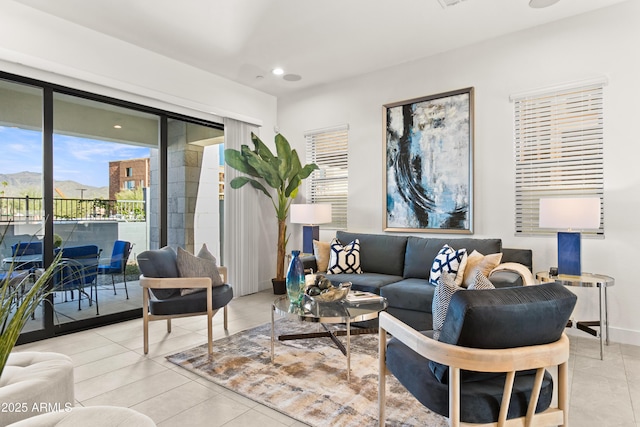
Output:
[176, 244, 224, 296]
[327, 238, 362, 274]
[429, 244, 467, 286]
[462, 250, 503, 288]
[432, 270, 495, 340]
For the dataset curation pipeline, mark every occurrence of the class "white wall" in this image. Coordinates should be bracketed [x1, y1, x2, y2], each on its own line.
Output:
[278, 1, 640, 345]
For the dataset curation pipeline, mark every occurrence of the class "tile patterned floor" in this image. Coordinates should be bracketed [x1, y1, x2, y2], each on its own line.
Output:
[14, 289, 640, 426]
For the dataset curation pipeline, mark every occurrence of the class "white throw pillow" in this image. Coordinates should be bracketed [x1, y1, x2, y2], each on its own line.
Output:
[327, 238, 362, 274]
[429, 244, 467, 286]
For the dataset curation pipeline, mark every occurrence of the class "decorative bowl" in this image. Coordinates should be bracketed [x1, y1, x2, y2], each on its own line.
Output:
[307, 282, 352, 302]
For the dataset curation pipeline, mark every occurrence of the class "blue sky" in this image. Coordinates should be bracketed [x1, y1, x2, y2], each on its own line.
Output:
[0, 126, 150, 187]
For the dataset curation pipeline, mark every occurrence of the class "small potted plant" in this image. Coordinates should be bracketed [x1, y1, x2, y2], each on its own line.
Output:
[225, 133, 318, 294]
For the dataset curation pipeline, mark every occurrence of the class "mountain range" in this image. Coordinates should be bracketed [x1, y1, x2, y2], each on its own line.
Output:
[0, 171, 108, 199]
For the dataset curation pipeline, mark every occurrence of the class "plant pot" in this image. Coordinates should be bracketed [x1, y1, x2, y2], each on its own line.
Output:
[271, 278, 286, 295]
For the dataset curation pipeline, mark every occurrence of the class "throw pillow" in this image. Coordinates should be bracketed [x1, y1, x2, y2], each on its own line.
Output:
[176, 244, 224, 296]
[313, 240, 331, 273]
[432, 270, 495, 340]
[431, 273, 461, 340]
[462, 250, 503, 288]
[429, 244, 467, 286]
[327, 238, 362, 274]
[468, 269, 495, 290]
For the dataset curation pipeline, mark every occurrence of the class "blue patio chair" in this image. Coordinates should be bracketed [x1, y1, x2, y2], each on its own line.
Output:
[98, 240, 132, 299]
[53, 245, 102, 315]
[9, 241, 43, 270]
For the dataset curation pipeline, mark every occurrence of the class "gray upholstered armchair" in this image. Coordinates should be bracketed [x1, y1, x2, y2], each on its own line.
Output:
[379, 282, 577, 427]
[137, 246, 233, 356]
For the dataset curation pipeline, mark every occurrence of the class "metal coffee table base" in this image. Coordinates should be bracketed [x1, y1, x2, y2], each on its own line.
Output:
[270, 295, 387, 383]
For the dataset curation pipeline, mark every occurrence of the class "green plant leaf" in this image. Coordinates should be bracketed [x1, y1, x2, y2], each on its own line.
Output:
[287, 150, 303, 183]
[275, 134, 293, 181]
[251, 133, 276, 163]
[230, 177, 272, 199]
[245, 151, 282, 189]
[224, 148, 259, 178]
[299, 163, 319, 180]
[285, 175, 301, 198]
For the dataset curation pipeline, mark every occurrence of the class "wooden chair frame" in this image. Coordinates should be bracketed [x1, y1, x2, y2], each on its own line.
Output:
[139, 266, 228, 356]
[378, 311, 570, 427]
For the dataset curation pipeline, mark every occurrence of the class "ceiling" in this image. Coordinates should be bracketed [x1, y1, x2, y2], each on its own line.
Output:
[15, 0, 626, 97]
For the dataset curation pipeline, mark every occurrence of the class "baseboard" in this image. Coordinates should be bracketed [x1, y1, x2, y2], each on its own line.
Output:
[565, 325, 640, 347]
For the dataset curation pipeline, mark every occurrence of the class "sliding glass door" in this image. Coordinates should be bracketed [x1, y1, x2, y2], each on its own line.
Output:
[0, 71, 224, 343]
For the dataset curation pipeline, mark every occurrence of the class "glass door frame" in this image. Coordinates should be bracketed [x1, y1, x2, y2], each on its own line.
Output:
[1, 71, 223, 345]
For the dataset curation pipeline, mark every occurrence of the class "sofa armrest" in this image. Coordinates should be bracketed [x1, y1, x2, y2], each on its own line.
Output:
[489, 262, 536, 287]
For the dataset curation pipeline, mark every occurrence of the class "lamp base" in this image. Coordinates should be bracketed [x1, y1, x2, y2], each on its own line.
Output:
[557, 231, 581, 276]
[302, 225, 319, 255]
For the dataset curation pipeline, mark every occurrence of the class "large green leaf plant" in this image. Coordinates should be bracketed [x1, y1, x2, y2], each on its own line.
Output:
[225, 133, 318, 281]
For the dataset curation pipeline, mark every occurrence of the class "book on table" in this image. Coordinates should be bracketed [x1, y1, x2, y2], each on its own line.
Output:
[346, 290, 384, 302]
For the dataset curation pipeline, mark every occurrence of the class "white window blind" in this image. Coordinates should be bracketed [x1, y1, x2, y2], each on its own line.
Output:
[512, 80, 605, 236]
[305, 124, 349, 229]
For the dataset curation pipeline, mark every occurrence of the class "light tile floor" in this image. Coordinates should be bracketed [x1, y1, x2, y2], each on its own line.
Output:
[14, 289, 640, 427]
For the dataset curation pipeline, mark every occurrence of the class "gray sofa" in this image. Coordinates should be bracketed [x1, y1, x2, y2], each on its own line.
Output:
[302, 231, 532, 331]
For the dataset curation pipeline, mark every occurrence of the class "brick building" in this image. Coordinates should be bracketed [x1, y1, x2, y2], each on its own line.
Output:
[108, 157, 150, 200]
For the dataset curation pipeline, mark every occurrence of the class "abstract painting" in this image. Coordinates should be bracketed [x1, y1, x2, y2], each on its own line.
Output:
[384, 88, 474, 233]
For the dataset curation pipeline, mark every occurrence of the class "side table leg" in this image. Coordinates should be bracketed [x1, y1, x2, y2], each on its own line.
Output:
[605, 286, 610, 346]
[271, 304, 275, 363]
[598, 285, 604, 360]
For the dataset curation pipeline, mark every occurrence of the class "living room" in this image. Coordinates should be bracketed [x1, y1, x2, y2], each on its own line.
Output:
[1, 0, 639, 426]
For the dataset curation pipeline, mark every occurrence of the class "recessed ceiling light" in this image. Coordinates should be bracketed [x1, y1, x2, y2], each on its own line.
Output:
[283, 74, 302, 82]
[272, 68, 284, 76]
[437, 0, 466, 8]
[113, 125, 122, 129]
[529, 0, 560, 7]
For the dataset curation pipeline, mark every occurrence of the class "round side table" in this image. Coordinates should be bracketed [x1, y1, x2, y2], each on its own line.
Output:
[536, 271, 614, 360]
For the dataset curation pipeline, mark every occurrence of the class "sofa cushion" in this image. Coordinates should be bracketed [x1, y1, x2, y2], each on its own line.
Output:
[148, 284, 233, 315]
[404, 237, 502, 279]
[326, 273, 402, 294]
[138, 246, 180, 299]
[380, 278, 434, 312]
[327, 238, 362, 274]
[177, 244, 224, 296]
[336, 231, 408, 276]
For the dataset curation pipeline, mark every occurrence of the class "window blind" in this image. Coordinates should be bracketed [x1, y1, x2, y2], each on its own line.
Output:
[513, 81, 605, 236]
[304, 124, 349, 229]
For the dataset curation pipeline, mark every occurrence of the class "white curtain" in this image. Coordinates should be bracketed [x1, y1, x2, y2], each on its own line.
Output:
[223, 118, 260, 296]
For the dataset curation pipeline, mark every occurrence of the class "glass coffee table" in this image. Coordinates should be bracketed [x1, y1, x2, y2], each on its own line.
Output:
[271, 294, 388, 382]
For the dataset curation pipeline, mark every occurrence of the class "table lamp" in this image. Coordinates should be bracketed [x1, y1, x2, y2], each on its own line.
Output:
[290, 204, 332, 254]
[539, 197, 601, 276]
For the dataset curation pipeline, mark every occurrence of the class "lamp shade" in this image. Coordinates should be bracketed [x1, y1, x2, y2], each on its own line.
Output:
[290, 204, 332, 225]
[539, 197, 600, 230]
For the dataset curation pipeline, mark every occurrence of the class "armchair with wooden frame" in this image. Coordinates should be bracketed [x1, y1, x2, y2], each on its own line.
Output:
[379, 282, 577, 427]
[137, 246, 232, 356]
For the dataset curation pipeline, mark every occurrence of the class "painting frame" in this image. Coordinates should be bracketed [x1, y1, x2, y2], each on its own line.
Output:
[383, 87, 474, 234]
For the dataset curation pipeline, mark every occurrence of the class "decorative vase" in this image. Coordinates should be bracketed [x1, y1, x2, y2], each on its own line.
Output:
[286, 250, 305, 306]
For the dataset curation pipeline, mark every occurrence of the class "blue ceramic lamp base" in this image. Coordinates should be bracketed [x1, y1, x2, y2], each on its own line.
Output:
[302, 225, 319, 255]
[557, 231, 581, 276]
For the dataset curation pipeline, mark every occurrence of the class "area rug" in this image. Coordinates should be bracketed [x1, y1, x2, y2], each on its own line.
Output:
[166, 318, 447, 427]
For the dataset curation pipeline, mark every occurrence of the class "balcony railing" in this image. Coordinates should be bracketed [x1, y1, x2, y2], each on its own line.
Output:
[0, 197, 146, 223]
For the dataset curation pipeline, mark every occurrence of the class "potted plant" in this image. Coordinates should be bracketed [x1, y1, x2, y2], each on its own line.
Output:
[225, 133, 318, 294]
